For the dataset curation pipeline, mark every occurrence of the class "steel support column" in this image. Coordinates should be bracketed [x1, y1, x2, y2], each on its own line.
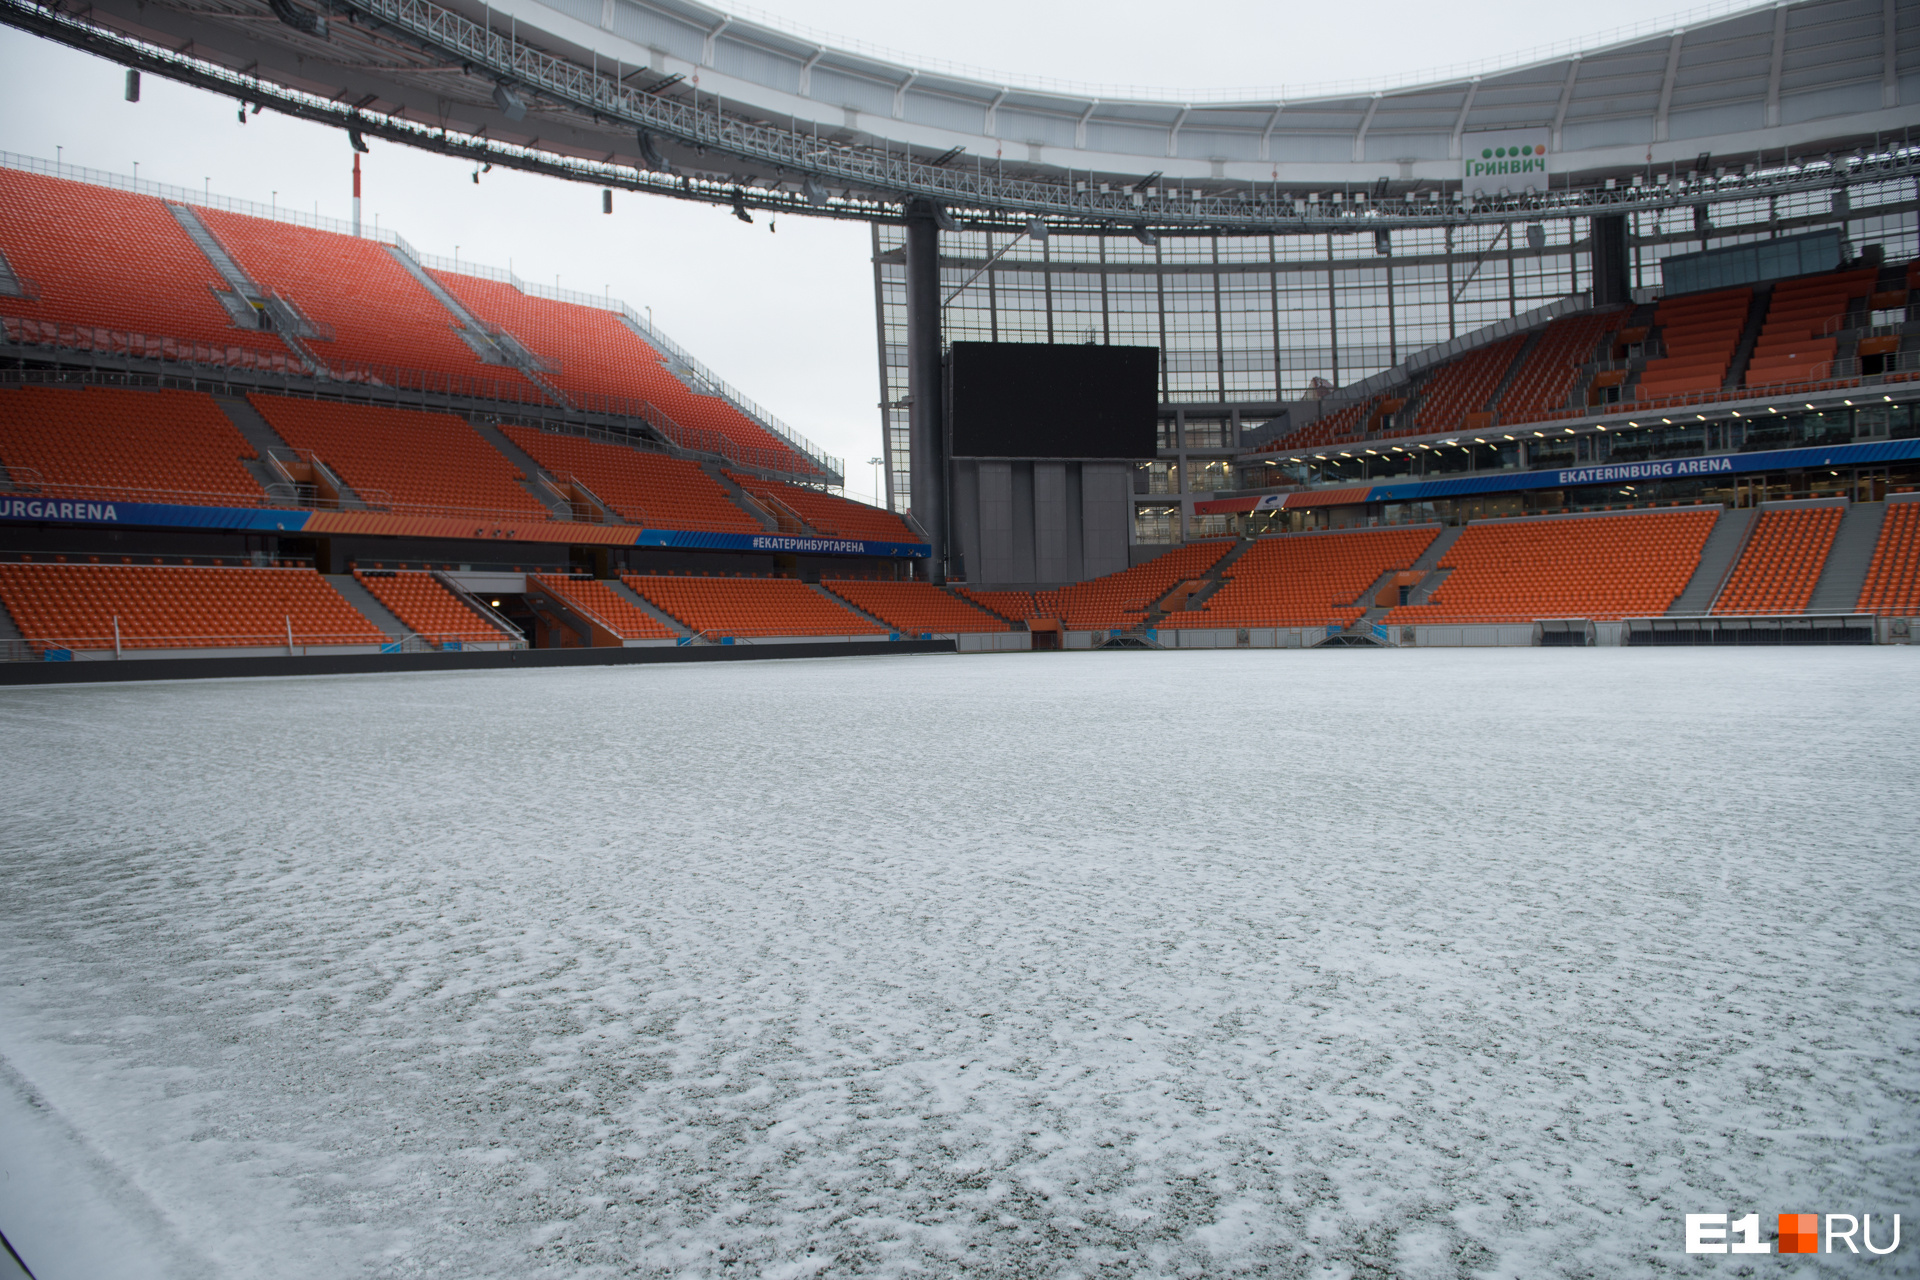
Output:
[904, 200, 947, 582]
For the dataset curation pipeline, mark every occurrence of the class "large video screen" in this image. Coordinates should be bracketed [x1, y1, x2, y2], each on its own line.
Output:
[949, 342, 1158, 459]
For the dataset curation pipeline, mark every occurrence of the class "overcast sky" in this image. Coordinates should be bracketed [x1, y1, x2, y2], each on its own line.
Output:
[0, 0, 1714, 501]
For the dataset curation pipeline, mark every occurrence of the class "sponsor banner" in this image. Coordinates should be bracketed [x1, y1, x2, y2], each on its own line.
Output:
[1463, 130, 1550, 196]
[1191, 496, 1260, 515]
[633, 528, 931, 558]
[0, 498, 310, 531]
[1365, 437, 1920, 503]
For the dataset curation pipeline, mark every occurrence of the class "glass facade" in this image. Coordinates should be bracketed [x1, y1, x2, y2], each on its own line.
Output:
[873, 173, 1920, 519]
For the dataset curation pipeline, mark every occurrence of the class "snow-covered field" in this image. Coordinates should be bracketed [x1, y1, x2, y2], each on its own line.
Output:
[1, 649, 1914, 1279]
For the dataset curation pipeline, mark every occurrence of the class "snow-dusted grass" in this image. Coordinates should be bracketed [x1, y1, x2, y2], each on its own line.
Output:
[1, 649, 1915, 1278]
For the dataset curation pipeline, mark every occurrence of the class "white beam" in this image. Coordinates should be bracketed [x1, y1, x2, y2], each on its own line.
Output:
[1168, 104, 1191, 159]
[1551, 56, 1581, 151]
[1353, 94, 1382, 163]
[798, 46, 825, 99]
[1655, 30, 1685, 143]
[1074, 98, 1098, 149]
[1260, 105, 1283, 163]
[702, 16, 729, 68]
[894, 70, 917, 120]
[1450, 79, 1480, 160]
[986, 89, 1010, 137]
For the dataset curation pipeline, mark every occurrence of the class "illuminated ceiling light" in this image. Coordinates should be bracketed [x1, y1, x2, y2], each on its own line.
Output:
[1473, 437, 1486, 444]
[1503, 434, 1515, 441]
[1532, 430, 1545, 437]
[1885, 395, 1894, 402]
[1806, 404, 1816, 410]
[1843, 399, 1853, 406]
[1365, 449, 1379, 455]
[1339, 451, 1353, 457]
[1696, 414, 1707, 420]
[1627, 421, 1639, 427]
[1564, 428, 1575, 434]
[1769, 407, 1778, 413]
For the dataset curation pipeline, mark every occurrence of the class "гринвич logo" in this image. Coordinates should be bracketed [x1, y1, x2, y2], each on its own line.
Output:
[1466, 143, 1547, 181]
[1686, 1212, 1901, 1255]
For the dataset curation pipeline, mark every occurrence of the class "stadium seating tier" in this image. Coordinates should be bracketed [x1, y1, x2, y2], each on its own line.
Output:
[501, 426, 763, 533]
[1160, 528, 1437, 629]
[353, 569, 505, 645]
[1712, 506, 1842, 614]
[0, 386, 264, 504]
[531, 575, 679, 640]
[0, 563, 386, 650]
[623, 575, 884, 637]
[823, 580, 1009, 633]
[726, 472, 918, 542]
[1858, 502, 1920, 615]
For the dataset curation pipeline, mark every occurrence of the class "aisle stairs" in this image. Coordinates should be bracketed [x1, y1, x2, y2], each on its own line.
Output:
[384, 245, 570, 406]
[324, 574, 409, 640]
[468, 419, 578, 519]
[1668, 507, 1753, 614]
[1140, 538, 1256, 628]
[1807, 502, 1888, 613]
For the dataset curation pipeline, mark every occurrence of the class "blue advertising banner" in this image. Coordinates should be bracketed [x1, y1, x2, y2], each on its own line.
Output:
[0, 499, 931, 557]
[632, 529, 930, 558]
[0, 498, 313, 532]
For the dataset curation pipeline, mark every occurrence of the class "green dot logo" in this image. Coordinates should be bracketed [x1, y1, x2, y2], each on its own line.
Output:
[1521, 145, 1534, 155]
[1482, 148, 1493, 159]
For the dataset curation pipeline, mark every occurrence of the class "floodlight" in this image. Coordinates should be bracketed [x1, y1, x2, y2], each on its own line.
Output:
[492, 83, 528, 122]
[931, 203, 959, 232]
[602, 189, 612, 214]
[347, 128, 369, 153]
[802, 176, 829, 205]
[1026, 217, 1048, 242]
[124, 69, 140, 101]
[1526, 223, 1546, 251]
[1133, 224, 1158, 247]
[636, 131, 670, 172]
[731, 190, 753, 224]
[1374, 229, 1390, 256]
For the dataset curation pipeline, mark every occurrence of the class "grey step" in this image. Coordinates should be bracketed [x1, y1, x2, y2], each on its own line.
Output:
[0, 246, 30, 298]
[166, 202, 260, 294]
[1486, 326, 1543, 413]
[1406, 566, 1453, 606]
[606, 579, 690, 635]
[467, 419, 573, 518]
[385, 246, 571, 407]
[1807, 501, 1888, 613]
[814, 583, 895, 631]
[1347, 567, 1403, 608]
[1723, 284, 1774, 390]
[324, 575, 409, 640]
[704, 463, 785, 532]
[0, 591, 24, 643]
[1410, 524, 1464, 569]
[1668, 506, 1754, 614]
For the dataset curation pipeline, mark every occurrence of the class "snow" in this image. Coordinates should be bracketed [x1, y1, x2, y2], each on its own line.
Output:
[0, 649, 1915, 1278]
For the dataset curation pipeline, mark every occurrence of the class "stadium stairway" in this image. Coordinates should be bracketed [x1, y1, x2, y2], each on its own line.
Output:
[1667, 507, 1755, 613]
[467, 420, 578, 520]
[1485, 328, 1542, 418]
[945, 587, 1028, 629]
[384, 247, 570, 405]
[604, 579, 691, 635]
[1143, 538, 1255, 627]
[1807, 502, 1888, 613]
[1401, 525, 1466, 606]
[703, 465, 784, 533]
[1722, 286, 1775, 390]
[165, 203, 323, 371]
[214, 395, 305, 502]
[811, 583, 894, 632]
[325, 574, 410, 640]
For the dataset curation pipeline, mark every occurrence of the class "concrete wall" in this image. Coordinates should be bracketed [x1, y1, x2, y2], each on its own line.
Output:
[954, 458, 1136, 586]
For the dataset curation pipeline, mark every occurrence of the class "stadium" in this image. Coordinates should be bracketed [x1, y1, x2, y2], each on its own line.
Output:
[0, 0, 1915, 1275]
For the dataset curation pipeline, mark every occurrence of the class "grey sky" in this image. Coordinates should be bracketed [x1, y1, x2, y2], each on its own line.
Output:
[0, 0, 1711, 500]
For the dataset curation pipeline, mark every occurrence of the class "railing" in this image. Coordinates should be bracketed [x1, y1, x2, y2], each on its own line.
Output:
[2, 628, 392, 660]
[3, 315, 309, 373]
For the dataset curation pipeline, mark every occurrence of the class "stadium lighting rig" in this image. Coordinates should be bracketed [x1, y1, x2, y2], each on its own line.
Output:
[6, 0, 1917, 238]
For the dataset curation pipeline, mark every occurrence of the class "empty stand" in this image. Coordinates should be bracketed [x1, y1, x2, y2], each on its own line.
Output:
[1385, 510, 1717, 625]
[726, 473, 919, 542]
[0, 169, 292, 363]
[824, 580, 1009, 633]
[1712, 505, 1843, 614]
[1161, 528, 1436, 629]
[1636, 289, 1750, 400]
[353, 569, 505, 645]
[501, 426, 762, 533]
[530, 574, 678, 640]
[1858, 500, 1920, 615]
[0, 562, 386, 650]
[1259, 394, 1382, 453]
[195, 210, 542, 397]
[428, 271, 818, 473]
[248, 396, 551, 518]
[1413, 334, 1525, 434]
[0, 385, 266, 505]
[954, 588, 1041, 624]
[1744, 269, 1877, 388]
[623, 575, 883, 637]
[1498, 311, 1623, 423]
[1032, 540, 1238, 631]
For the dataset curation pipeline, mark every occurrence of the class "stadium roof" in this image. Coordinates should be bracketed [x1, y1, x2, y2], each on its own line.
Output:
[5, 0, 1918, 230]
